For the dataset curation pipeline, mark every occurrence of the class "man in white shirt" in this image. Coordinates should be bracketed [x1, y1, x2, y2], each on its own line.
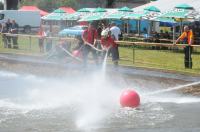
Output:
[110, 22, 121, 41]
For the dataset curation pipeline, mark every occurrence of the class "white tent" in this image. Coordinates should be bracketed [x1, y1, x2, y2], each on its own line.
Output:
[134, 0, 200, 12]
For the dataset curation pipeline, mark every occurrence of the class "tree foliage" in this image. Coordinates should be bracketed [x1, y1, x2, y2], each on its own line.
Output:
[20, 0, 113, 11]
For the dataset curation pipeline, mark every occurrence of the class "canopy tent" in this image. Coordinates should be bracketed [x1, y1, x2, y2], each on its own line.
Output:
[144, 6, 161, 12]
[78, 8, 107, 22]
[153, 4, 198, 43]
[123, 13, 144, 20]
[93, 7, 107, 13]
[134, 0, 200, 12]
[175, 3, 194, 10]
[42, 8, 67, 20]
[153, 17, 177, 23]
[59, 7, 76, 14]
[77, 8, 91, 12]
[19, 6, 49, 16]
[118, 6, 133, 12]
[160, 9, 190, 19]
[78, 13, 104, 22]
[65, 8, 92, 21]
[122, 6, 161, 35]
[103, 7, 133, 20]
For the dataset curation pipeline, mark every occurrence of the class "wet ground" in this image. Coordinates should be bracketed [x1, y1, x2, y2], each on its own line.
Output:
[0, 53, 200, 132]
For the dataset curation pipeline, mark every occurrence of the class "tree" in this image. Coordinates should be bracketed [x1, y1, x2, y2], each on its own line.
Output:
[0, 2, 3, 10]
[20, 0, 36, 6]
[106, 0, 115, 8]
[20, 0, 115, 11]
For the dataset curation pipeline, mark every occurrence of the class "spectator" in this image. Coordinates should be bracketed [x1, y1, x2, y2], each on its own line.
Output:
[110, 22, 121, 41]
[109, 22, 121, 57]
[164, 31, 170, 39]
[143, 28, 147, 34]
[153, 31, 160, 43]
[11, 20, 19, 49]
[38, 26, 46, 53]
[5, 19, 12, 48]
[1, 23, 8, 48]
[45, 29, 53, 52]
[175, 25, 193, 69]
[82, 22, 98, 68]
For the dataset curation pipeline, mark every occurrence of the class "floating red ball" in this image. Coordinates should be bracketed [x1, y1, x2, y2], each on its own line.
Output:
[72, 50, 82, 58]
[120, 89, 140, 108]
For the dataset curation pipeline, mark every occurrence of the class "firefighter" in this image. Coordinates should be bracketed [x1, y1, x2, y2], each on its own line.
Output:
[175, 25, 193, 69]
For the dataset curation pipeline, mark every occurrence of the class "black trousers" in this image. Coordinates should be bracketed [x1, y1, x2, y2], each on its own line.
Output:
[184, 46, 192, 69]
[82, 45, 98, 67]
[6, 35, 11, 48]
[12, 36, 18, 49]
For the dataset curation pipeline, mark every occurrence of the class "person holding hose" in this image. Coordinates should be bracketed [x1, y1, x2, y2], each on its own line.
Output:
[82, 22, 98, 68]
[101, 28, 119, 67]
[175, 25, 193, 69]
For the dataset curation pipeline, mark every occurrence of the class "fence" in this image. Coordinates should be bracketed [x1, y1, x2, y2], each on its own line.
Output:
[0, 33, 200, 73]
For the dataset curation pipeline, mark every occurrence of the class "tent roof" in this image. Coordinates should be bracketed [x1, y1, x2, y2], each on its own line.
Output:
[53, 8, 66, 13]
[93, 7, 107, 12]
[175, 3, 194, 9]
[19, 6, 49, 16]
[144, 6, 160, 12]
[59, 7, 76, 14]
[118, 6, 133, 12]
[134, 0, 200, 12]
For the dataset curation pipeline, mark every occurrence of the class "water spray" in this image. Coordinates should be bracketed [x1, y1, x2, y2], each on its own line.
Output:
[146, 81, 200, 96]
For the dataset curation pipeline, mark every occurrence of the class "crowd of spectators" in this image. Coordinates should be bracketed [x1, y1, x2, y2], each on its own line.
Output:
[0, 19, 19, 49]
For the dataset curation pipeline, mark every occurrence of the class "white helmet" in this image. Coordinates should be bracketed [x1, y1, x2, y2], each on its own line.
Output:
[101, 29, 109, 37]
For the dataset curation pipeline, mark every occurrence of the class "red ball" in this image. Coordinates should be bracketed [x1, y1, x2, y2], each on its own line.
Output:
[72, 50, 82, 58]
[120, 89, 140, 108]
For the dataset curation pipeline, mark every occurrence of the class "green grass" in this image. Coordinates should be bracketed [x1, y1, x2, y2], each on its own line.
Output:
[119, 47, 200, 75]
[0, 35, 200, 75]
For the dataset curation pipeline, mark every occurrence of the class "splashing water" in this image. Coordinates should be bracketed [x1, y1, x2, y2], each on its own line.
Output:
[102, 51, 108, 73]
[0, 70, 200, 131]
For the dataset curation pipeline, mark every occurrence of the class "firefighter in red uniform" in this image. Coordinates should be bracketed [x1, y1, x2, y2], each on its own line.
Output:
[82, 22, 98, 68]
[101, 29, 119, 66]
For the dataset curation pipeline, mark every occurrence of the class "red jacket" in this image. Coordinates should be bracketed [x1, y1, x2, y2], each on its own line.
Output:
[82, 28, 98, 44]
[101, 36, 117, 49]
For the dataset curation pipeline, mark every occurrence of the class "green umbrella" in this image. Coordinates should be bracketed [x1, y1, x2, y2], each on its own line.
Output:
[42, 13, 67, 20]
[144, 6, 160, 12]
[160, 9, 189, 19]
[77, 8, 91, 12]
[153, 17, 177, 23]
[93, 7, 107, 12]
[42, 8, 67, 20]
[78, 13, 103, 22]
[123, 13, 144, 20]
[104, 12, 125, 19]
[53, 8, 66, 13]
[175, 3, 194, 10]
[65, 8, 92, 20]
[118, 6, 133, 12]
[64, 13, 81, 20]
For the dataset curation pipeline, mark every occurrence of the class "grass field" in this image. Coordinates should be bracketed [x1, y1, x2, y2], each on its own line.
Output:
[0, 35, 200, 75]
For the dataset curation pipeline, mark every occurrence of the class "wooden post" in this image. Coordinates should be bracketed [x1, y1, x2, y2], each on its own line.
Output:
[29, 36, 32, 50]
[173, 25, 176, 44]
[132, 44, 135, 64]
[137, 19, 140, 36]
